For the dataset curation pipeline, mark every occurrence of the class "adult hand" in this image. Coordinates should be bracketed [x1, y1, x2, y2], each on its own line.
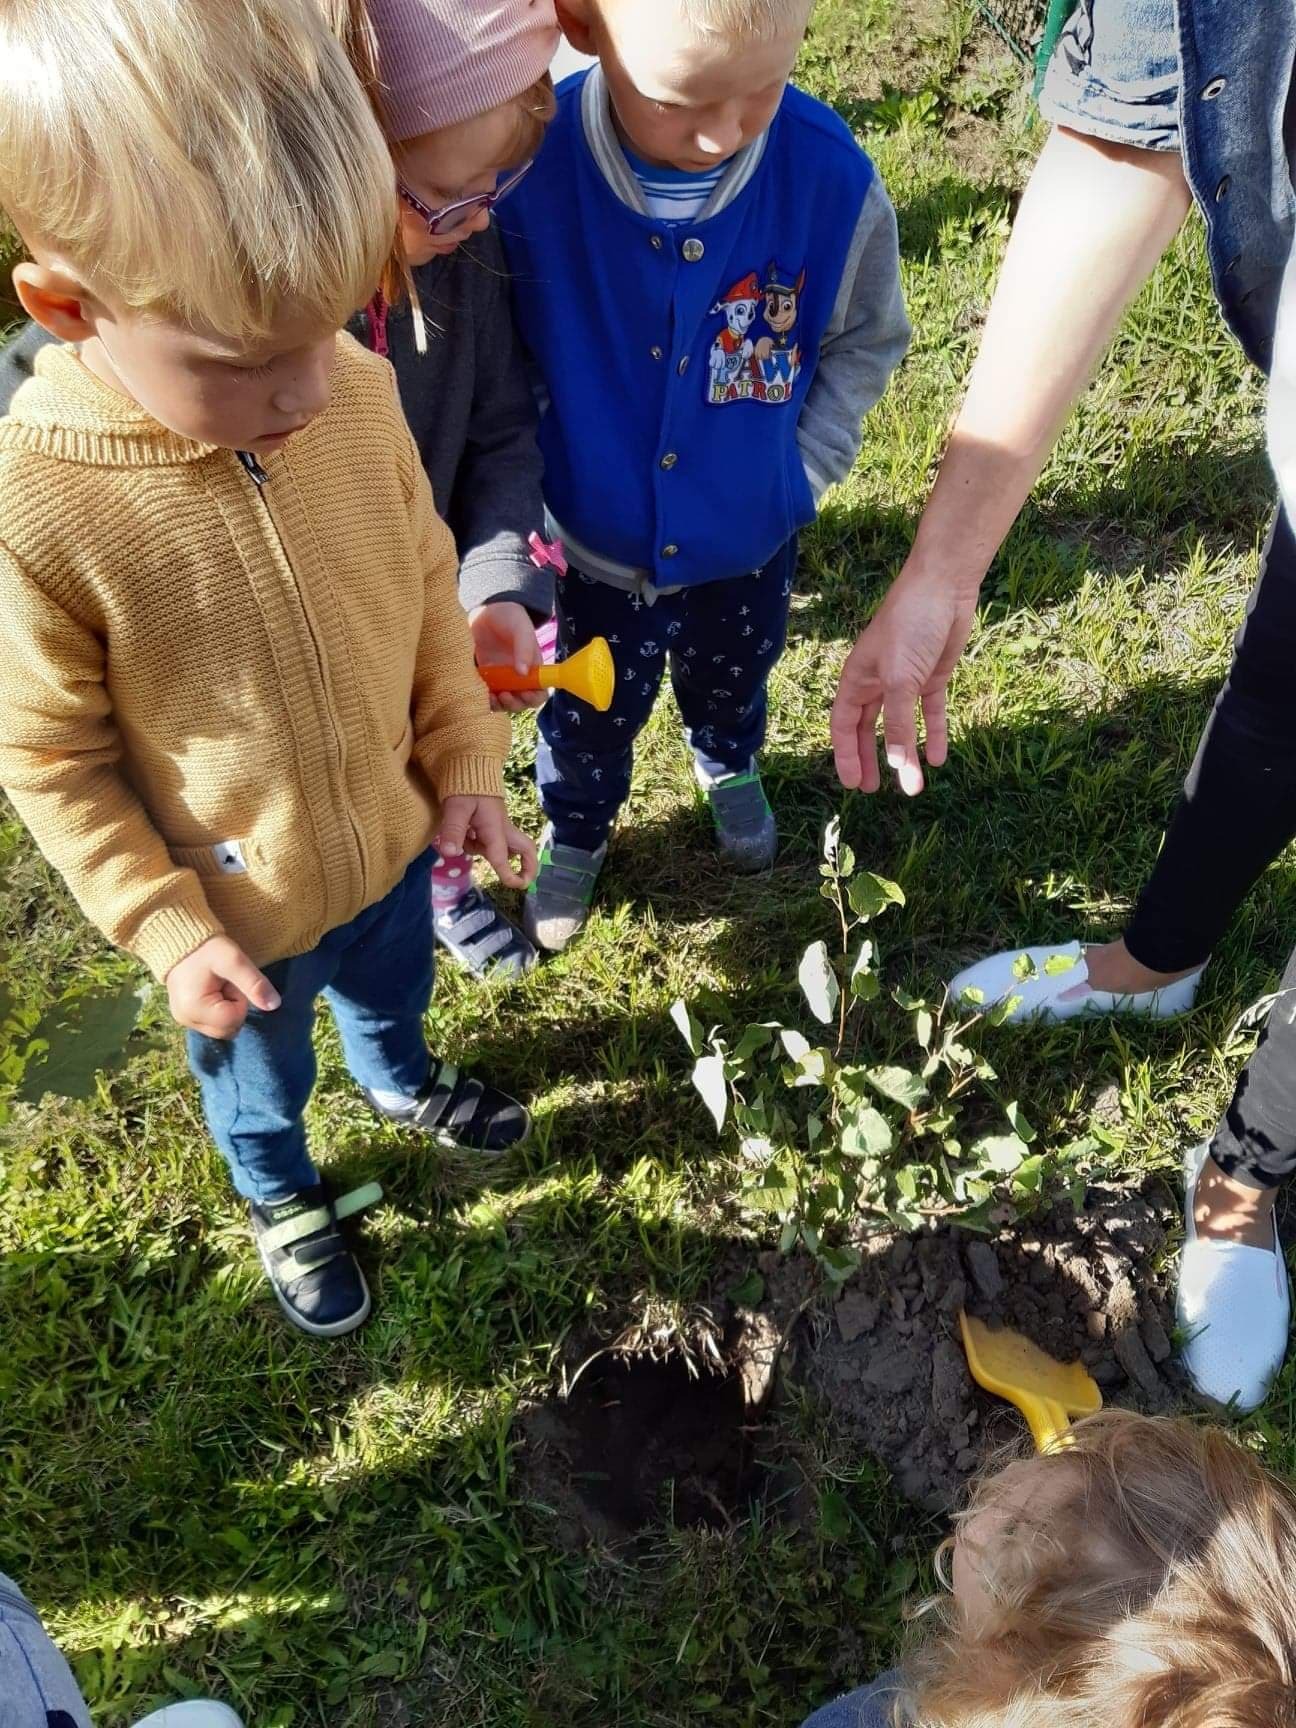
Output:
[166, 935, 281, 1038]
[469, 601, 546, 712]
[437, 794, 537, 889]
[830, 561, 978, 794]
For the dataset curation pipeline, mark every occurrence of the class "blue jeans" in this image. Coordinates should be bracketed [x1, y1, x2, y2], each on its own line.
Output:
[1038, 0, 1179, 152]
[801, 1670, 906, 1728]
[536, 539, 796, 848]
[188, 851, 435, 1203]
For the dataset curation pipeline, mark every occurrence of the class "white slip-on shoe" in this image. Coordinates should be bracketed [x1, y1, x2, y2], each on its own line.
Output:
[948, 939, 1203, 1025]
[1177, 1142, 1291, 1413]
[133, 1705, 245, 1728]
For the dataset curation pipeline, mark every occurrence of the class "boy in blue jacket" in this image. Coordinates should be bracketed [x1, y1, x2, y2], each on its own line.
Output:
[500, 0, 910, 950]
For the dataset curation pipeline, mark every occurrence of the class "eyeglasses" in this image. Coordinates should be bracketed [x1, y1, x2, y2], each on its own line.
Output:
[398, 160, 533, 237]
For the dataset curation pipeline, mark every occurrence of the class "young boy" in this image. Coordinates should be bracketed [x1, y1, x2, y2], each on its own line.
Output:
[499, 0, 910, 951]
[0, 0, 536, 1339]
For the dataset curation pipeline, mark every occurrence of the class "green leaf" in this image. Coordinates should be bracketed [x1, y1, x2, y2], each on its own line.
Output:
[846, 871, 906, 921]
[691, 1053, 728, 1133]
[818, 1488, 853, 1543]
[732, 1022, 776, 1061]
[818, 1243, 860, 1282]
[1012, 1153, 1046, 1195]
[955, 983, 985, 1007]
[670, 998, 702, 1055]
[16, 983, 146, 1104]
[744, 1180, 797, 1214]
[915, 1008, 933, 1049]
[1011, 953, 1038, 982]
[823, 814, 842, 865]
[780, 1028, 811, 1061]
[974, 1132, 1029, 1173]
[863, 1065, 928, 1110]
[840, 1103, 893, 1159]
[790, 1047, 834, 1088]
[1005, 1101, 1036, 1142]
[1043, 952, 1081, 976]
[894, 1165, 919, 1200]
[798, 940, 840, 1025]
[727, 1269, 766, 1307]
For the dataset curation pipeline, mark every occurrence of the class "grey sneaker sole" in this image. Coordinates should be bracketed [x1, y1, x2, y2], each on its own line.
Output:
[524, 829, 607, 951]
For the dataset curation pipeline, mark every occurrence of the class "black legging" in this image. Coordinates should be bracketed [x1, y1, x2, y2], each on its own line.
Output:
[1124, 506, 1296, 1188]
[1212, 936, 1296, 1189]
[1125, 508, 1296, 974]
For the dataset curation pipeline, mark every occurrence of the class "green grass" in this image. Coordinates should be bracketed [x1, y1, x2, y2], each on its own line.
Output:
[1, 4, 1291, 1723]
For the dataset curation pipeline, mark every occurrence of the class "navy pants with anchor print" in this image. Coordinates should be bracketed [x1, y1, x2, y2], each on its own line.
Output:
[536, 538, 797, 849]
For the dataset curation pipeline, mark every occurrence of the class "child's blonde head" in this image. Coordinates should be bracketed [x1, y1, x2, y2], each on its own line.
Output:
[589, 0, 815, 45]
[907, 1410, 1296, 1726]
[0, 0, 396, 344]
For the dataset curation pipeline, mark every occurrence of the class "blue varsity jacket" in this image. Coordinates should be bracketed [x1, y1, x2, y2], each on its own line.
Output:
[499, 67, 908, 593]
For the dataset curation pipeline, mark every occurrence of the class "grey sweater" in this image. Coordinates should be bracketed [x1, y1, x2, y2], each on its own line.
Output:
[0, 220, 550, 620]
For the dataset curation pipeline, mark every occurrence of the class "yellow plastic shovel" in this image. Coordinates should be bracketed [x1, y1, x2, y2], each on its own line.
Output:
[959, 1310, 1103, 1454]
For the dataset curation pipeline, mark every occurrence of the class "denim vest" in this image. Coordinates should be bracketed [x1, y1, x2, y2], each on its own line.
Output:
[1178, 1, 1296, 372]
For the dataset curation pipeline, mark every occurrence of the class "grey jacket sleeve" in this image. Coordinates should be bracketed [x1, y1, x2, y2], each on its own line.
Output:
[450, 226, 553, 620]
[798, 174, 910, 501]
[0, 321, 54, 417]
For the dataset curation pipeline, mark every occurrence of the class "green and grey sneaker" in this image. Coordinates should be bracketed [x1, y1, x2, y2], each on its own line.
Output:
[700, 762, 777, 872]
[250, 1180, 382, 1338]
[522, 825, 607, 951]
[363, 1058, 530, 1155]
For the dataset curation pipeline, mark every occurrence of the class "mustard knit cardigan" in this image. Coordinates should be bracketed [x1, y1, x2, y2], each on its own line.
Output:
[0, 336, 511, 979]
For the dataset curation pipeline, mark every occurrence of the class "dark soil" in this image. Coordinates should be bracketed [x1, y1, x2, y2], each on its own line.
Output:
[800, 1180, 1186, 1509]
[518, 1336, 778, 1547]
[517, 1180, 1187, 1545]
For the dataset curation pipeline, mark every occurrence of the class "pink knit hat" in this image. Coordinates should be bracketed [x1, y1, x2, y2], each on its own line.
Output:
[367, 0, 561, 141]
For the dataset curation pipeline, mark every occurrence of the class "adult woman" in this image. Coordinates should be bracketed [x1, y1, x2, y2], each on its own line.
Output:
[829, 2, 1295, 1409]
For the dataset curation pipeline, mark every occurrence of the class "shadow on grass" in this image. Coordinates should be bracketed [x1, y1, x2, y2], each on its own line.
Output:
[892, 173, 1019, 260]
[797, 438, 1271, 644]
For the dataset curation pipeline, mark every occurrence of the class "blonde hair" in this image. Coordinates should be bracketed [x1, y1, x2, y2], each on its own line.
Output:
[597, 0, 815, 42]
[902, 1412, 1296, 1726]
[0, 0, 397, 344]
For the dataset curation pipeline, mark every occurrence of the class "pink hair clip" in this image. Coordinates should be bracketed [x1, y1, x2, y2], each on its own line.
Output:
[528, 532, 568, 577]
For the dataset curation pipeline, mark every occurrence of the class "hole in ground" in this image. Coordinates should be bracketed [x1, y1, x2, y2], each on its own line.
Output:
[519, 1345, 775, 1544]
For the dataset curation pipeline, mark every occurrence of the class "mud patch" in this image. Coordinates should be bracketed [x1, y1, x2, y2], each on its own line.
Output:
[800, 1182, 1185, 1509]
[518, 1327, 777, 1546]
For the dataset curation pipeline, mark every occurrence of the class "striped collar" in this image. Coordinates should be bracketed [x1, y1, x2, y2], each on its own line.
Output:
[578, 63, 768, 220]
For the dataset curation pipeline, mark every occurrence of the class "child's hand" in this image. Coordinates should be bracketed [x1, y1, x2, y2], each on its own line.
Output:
[469, 601, 547, 712]
[166, 935, 281, 1039]
[437, 796, 537, 889]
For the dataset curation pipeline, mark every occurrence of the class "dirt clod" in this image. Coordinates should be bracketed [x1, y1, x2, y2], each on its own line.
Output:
[965, 1240, 1003, 1301]
[801, 1181, 1185, 1508]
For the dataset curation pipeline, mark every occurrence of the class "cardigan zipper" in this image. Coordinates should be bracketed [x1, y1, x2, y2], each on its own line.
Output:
[234, 450, 369, 911]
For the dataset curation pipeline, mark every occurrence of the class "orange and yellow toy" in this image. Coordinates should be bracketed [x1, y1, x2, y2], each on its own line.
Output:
[479, 635, 616, 713]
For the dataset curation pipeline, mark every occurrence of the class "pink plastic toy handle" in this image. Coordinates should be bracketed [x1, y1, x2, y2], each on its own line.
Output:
[528, 532, 568, 577]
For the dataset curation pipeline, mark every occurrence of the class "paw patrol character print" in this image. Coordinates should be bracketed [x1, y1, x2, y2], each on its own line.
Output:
[708, 272, 760, 402]
[751, 261, 804, 401]
[707, 262, 805, 405]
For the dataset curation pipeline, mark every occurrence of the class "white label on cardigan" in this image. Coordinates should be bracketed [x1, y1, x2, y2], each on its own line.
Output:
[213, 840, 247, 875]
